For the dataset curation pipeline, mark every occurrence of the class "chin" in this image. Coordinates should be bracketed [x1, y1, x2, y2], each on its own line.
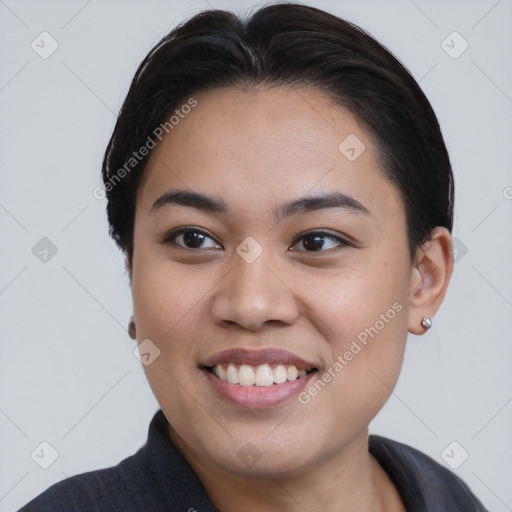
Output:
[197, 428, 323, 477]
[218, 449, 318, 478]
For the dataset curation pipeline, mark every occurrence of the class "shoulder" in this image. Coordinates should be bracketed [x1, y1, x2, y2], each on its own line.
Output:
[18, 410, 217, 512]
[18, 451, 147, 512]
[369, 435, 488, 512]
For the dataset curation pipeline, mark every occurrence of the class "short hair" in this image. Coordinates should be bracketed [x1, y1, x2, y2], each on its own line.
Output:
[102, 3, 454, 262]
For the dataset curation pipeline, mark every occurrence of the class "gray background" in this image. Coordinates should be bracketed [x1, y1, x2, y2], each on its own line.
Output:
[1, 0, 511, 510]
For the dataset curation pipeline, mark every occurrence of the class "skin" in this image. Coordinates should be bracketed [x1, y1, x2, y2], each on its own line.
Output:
[130, 85, 453, 511]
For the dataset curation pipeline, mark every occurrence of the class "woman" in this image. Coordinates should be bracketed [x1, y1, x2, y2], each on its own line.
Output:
[20, 3, 488, 511]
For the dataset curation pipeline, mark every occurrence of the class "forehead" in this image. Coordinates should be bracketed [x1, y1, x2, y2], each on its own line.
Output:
[137, 86, 402, 223]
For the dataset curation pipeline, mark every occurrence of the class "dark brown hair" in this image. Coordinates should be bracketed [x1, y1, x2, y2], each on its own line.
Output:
[102, 3, 454, 261]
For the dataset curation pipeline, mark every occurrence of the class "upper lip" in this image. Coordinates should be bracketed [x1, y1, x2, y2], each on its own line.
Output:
[201, 348, 318, 370]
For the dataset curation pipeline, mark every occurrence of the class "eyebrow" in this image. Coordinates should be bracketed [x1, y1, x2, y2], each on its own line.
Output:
[275, 191, 370, 218]
[150, 189, 371, 219]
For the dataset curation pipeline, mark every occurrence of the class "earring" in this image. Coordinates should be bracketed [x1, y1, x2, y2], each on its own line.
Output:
[421, 317, 432, 331]
[128, 316, 136, 340]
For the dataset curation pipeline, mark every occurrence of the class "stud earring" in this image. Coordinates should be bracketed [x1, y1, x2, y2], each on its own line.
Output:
[421, 317, 432, 331]
[128, 316, 136, 340]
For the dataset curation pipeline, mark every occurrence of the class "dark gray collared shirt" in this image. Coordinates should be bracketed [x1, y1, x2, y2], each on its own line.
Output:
[19, 410, 488, 511]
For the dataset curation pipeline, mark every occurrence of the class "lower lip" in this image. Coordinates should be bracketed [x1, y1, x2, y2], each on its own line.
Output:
[202, 369, 316, 408]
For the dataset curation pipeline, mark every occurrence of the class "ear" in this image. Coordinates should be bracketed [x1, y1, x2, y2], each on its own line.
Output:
[126, 254, 136, 339]
[128, 316, 137, 340]
[408, 227, 454, 335]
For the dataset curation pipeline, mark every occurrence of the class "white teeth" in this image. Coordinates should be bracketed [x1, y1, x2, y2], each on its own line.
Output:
[286, 365, 299, 381]
[217, 365, 227, 382]
[273, 364, 287, 384]
[239, 364, 255, 386]
[227, 363, 238, 384]
[255, 364, 274, 387]
[211, 363, 310, 385]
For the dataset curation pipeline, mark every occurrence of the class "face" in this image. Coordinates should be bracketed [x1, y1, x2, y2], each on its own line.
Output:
[131, 86, 414, 477]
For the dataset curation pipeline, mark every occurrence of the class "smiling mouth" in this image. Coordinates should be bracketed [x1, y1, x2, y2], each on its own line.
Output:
[205, 363, 318, 387]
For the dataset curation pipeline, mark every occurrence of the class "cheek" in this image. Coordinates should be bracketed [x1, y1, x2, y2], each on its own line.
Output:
[131, 252, 211, 341]
[130, 251, 223, 398]
[300, 265, 409, 426]
[130, 257, 210, 418]
[305, 256, 409, 342]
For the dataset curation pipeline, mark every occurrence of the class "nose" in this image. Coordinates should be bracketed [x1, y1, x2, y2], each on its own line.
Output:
[211, 254, 300, 331]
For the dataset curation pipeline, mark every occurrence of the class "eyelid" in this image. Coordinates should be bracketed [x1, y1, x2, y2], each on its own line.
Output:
[161, 226, 223, 247]
[290, 230, 352, 251]
[161, 226, 353, 252]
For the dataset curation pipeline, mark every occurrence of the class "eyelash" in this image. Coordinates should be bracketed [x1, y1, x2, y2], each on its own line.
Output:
[291, 230, 351, 252]
[161, 226, 351, 253]
[162, 227, 222, 250]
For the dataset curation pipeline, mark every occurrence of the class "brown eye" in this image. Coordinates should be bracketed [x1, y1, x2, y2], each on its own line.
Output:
[163, 227, 222, 250]
[291, 231, 349, 252]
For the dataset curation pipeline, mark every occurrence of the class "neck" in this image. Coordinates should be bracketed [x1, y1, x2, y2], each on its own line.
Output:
[168, 427, 405, 512]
